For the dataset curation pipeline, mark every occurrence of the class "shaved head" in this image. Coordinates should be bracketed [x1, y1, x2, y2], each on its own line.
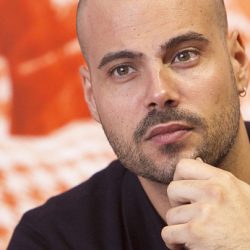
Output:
[214, 0, 228, 35]
[74, 0, 248, 184]
[76, 0, 88, 57]
[76, 0, 228, 59]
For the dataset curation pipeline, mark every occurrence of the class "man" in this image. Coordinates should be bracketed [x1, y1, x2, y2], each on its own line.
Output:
[8, 0, 250, 249]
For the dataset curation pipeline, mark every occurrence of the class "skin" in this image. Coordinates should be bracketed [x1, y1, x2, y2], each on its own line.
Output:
[77, 0, 250, 249]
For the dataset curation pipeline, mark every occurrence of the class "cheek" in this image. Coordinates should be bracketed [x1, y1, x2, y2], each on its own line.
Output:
[92, 77, 148, 130]
[94, 91, 141, 140]
[178, 61, 235, 111]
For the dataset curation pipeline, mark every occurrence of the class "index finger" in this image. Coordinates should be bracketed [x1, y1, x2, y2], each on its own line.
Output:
[173, 158, 221, 181]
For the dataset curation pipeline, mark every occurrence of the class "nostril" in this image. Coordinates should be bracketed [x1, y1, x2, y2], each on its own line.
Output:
[148, 99, 177, 111]
[148, 102, 157, 111]
[165, 99, 176, 107]
[145, 83, 180, 111]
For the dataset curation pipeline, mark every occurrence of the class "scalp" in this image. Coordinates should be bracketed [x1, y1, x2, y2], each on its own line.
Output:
[76, 0, 228, 59]
[76, 0, 88, 57]
[214, 0, 228, 36]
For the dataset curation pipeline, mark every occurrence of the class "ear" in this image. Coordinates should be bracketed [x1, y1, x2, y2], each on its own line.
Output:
[79, 65, 100, 122]
[228, 30, 249, 95]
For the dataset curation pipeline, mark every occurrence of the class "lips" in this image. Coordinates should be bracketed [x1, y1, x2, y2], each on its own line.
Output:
[144, 123, 192, 144]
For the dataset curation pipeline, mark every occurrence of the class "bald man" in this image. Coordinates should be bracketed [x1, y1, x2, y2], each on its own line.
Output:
[8, 0, 250, 249]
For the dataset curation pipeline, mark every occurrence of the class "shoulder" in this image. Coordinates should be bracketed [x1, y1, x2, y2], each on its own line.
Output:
[25, 160, 126, 219]
[8, 160, 129, 249]
[15, 160, 126, 233]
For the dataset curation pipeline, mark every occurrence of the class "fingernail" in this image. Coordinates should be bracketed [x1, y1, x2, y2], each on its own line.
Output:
[196, 157, 203, 162]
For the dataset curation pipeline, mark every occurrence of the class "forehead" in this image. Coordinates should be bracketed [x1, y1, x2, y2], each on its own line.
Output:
[81, 0, 220, 65]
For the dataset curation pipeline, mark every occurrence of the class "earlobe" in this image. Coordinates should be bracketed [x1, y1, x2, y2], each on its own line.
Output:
[79, 65, 100, 122]
[228, 31, 249, 96]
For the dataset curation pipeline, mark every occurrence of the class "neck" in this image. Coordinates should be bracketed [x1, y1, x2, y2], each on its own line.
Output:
[138, 176, 170, 223]
[138, 119, 250, 222]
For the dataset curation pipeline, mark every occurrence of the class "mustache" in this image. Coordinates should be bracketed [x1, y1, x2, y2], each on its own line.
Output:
[134, 108, 206, 143]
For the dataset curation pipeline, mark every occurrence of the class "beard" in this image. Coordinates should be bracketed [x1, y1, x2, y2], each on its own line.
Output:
[101, 80, 240, 185]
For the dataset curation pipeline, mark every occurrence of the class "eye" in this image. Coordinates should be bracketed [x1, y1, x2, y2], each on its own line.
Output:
[172, 50, 199, 64]
[110, 64, 136, 77]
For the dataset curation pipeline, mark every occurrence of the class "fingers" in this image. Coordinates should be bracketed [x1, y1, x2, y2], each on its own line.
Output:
[166, 203, 200, 226]
[169, 158, 235, 207]
[167, 180, 206, 206]
[173, 158, 221, 181]
[164, 204, 209, 249]
[162, 158, 244, 249]
[161, 224, 189, 249]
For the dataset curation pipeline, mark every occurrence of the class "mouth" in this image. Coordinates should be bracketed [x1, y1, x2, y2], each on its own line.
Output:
[144, 122, 193, 145]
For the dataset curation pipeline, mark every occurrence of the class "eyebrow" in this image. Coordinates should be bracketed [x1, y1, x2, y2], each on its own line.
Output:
[98, 50, 143, 69]
[97, 31, 209, 69]
[161, 31, 209, 51]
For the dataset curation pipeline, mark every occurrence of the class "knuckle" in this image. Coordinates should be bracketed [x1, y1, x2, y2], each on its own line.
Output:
[206, 183, 224, 201]
[199, 203, 212, 216]
[186, 221, 202, 241]
[220, 171, 235, 183]
[161, 226, 172, 244]
[167, 182, 175, 197]
[196, 203, 214, 223]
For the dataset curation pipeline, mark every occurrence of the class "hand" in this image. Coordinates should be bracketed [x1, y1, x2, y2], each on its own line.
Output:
[161, 158, 250, 250]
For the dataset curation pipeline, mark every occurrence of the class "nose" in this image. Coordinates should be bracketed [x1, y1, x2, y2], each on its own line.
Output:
[144, 67, 180, 111]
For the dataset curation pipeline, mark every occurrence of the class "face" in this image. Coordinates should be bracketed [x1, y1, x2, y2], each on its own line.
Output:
[79, 0, 248, 184]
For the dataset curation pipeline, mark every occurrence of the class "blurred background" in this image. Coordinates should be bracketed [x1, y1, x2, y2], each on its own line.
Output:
[0, 0, 250, 249]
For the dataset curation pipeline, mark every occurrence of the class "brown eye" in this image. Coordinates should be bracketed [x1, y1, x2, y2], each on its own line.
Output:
[111, 65, 136, 77]
[116, 66, 130, 75]
[172, 50, 199, 64]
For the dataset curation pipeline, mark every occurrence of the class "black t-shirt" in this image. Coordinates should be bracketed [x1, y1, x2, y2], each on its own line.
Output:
[8, 160, 168, 250]
[8, 122, 250, 249]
